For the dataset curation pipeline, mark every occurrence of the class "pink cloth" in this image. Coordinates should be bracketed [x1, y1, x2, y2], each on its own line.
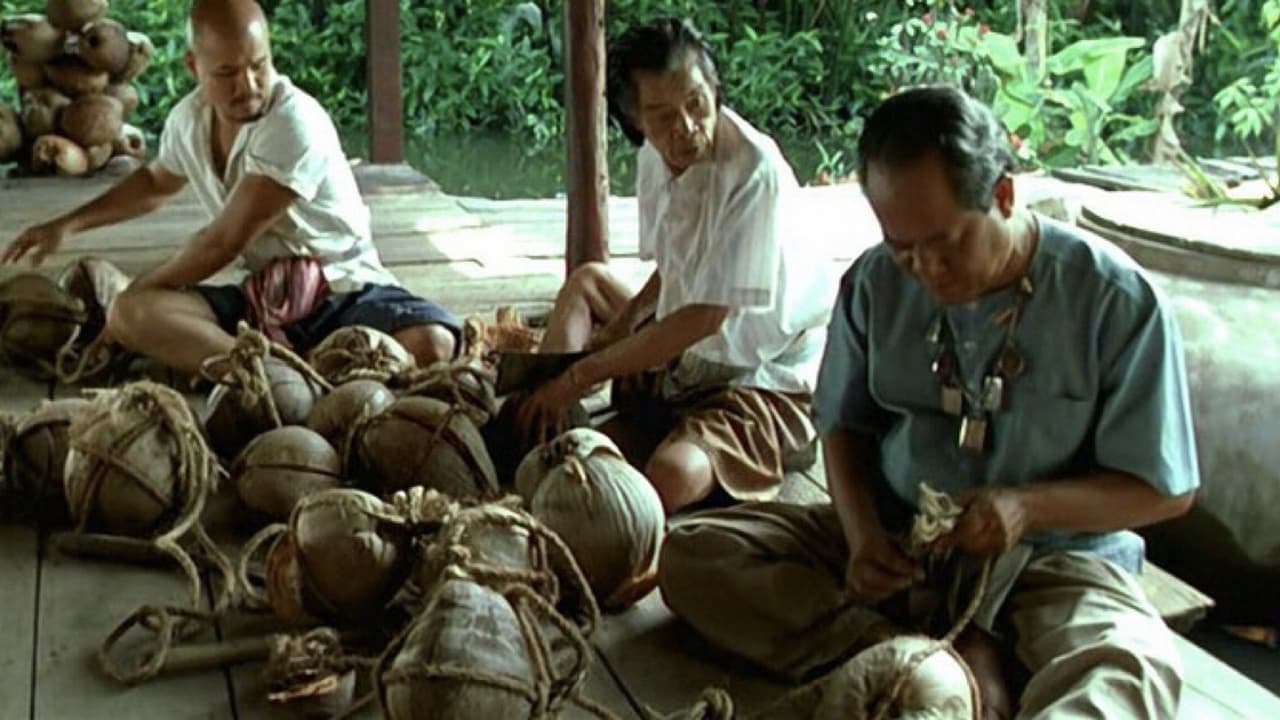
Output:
[242, 257, 331, 346]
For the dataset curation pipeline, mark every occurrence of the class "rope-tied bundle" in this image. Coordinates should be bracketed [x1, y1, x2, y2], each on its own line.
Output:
[201, 321, 333, 428]
[352, 395, 497, 498]
[309, 325, 416, 385]
[393, 359, 498, 426]
[0, 272, 88, 379]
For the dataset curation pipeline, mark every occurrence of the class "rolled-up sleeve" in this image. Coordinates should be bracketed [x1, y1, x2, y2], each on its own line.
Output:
[814, 259, 881, 436]
[1093, 283, 1200, 496]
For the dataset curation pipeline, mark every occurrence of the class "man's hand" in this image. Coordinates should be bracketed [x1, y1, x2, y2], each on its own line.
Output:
[937, 487, 1030, 557]
[845, 524, 923, 603]
[3, 219, 71, 266]
[514, 368, 585, 445]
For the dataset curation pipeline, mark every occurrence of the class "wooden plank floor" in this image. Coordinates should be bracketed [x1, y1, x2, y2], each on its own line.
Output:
[2, 174, 1278, 718]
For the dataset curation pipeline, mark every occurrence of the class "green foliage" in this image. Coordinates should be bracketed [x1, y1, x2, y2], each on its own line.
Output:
[1213, 0, 1280, 148]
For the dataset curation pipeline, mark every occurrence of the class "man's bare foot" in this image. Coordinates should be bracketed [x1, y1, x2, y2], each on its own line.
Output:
[954, 628, 1014, 720]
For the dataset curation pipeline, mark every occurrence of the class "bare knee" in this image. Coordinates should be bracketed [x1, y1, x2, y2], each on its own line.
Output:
[394, 323, 457, 366]
[645, 441, 716, 513]
[107, 288, 153, 350]
[560, 261, 613, 302]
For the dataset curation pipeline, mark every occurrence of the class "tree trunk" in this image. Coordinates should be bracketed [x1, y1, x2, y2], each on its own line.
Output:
[1150, 0, 1213, 163]
[1020, 0, 1049, 80]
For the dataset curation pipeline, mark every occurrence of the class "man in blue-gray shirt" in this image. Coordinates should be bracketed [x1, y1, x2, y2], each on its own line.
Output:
[658, 86, 1198, 718]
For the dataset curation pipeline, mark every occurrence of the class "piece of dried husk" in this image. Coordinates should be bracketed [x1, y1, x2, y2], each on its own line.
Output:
[395, 359, 497, 427]
[112, 30, 151, 83]
[31, 133, 88, 176]
[308, 325, 415, 385]
[0, 104, 21, 161]
[518, 428, 665, 611]
[0, 272, 86, 378]
[305, 379, 395, 460]
[752, 635, 980, 720]
[59, 93, 122, 148]
[201, 325, 330, 460]
[45, 0, 108, 33]
[44, 53, 108, 96]
[264, 627, 359, 719]
[353, 396, 498, 498]
[102, 82, 136, 116]
[2, 398, 89, 523]
[20, 87, 71, 137]
[11, 59, 47, 90]
[1, 14, 65, 64]
[376, 575, 594, 720]
[232, 426, 343, 522]
[111, 122, 144, 159]
[460, 305, 542, 362]
[261, 488, 413, 625]
[52, 257, 130, 383]
[77, 17, 128, 73]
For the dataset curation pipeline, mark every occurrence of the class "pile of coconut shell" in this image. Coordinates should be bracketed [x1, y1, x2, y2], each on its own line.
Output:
[0, 0, 152, 175]
[0, 314, 696, 719]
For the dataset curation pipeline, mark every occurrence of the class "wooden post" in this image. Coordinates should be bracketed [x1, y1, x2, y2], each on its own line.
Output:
[1019, 0, 1049, 80]
[563, 0, 610, 273]
[366, 0, 404, 165]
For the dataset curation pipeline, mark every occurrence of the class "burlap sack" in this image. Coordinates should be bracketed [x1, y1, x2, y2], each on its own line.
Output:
[309, 325, 415, 385]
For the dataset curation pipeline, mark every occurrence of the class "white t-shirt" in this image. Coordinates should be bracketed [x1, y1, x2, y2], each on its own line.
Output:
[636, 108, 834, 395]
[154, 75, 395, 293]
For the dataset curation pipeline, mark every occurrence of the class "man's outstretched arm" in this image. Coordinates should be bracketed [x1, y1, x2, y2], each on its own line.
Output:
[130, 174, 297, 290]
[2, 163, 188, 265]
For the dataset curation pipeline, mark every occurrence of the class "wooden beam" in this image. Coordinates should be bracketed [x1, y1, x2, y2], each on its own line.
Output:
[366, 0, 404, 165]
[563, 0, 610, 272]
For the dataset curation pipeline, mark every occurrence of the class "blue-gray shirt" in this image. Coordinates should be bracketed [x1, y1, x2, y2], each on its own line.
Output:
[813, 217, 1200, 572]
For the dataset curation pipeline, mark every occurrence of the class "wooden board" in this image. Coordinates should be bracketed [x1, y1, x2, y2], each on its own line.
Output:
[1176, 634, 1280, 719]
[593, 591, 789, 716]
[0, 526, 39, 720]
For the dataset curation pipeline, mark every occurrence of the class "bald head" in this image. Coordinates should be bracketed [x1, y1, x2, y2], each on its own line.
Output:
[185, 0, 274, 125]
[188, 0, 269, 51]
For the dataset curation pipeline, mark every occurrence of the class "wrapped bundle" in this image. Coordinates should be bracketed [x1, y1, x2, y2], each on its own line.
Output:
[515, 428, 665, 611]
[308, 325, 414, 385]
[54, 256, 130, 383]
[202, 323, 330, 460]
[752, 636, 979, 720]
[232, 426, 343, 522]
[0, 397, 88, 523]
[0, 272, 87, 379]
[351, 395, 497, 498]
[305, 378, 395, 465]
[246, 488, 414, 626]
[395, 358, 497, 427]
[63, 381, 230, 609]
[376, 575, 597, 720]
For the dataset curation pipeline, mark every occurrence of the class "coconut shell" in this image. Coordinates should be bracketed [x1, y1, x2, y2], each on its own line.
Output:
[77, 18, 128, 73]
[32, 134, 88, 176]
[0, 104, 21, 161]
[204, 356, 328, 460]
[305, 379, 395, 453]
[64, 384, 198, 537]
[111, 122, 144, 158]
[233, 427, 343, 522]
[59, 93, 122, 147]
[11, 59, 46, 91]
[2, 398, 90, 523]
[44, 54, 108, 96]
[1, 14, 65, 64]
[397, 359, 497, 427]
[112, 31, 152, 83]
[20, 88, 71, 137]
[308, 325, 415, 385]
[45, 0, 108, 33]
[377, 578, 588, 720]
[522, 431, 665, 611]
[56, 256, 128, 348]
[103, 82, 137, 116]
[85, 141, 111, 171]
[266, 489, 413, 624]
[0, 272, 86, 377]
[354, 396, 498, 498]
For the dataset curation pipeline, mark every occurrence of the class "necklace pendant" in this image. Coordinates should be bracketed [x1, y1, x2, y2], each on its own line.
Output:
[958, 415, 988, 453]
[940, 384, 964, 416]
[981, 375, 1005, 412]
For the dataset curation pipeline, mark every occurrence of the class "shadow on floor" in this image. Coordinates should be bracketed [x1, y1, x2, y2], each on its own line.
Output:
[1192, 626, 1280, 696]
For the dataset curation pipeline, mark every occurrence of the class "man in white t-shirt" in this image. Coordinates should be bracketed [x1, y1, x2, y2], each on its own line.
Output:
[2, 0, 459, 373]
[519, 18, 835, 513]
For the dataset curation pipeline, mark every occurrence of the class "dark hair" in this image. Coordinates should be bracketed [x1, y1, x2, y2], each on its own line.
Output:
[857, 85, 1014, 211]
[607, 18, 722, 147]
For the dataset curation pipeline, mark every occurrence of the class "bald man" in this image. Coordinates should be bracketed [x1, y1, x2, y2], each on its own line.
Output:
[2, 0, 459, 374]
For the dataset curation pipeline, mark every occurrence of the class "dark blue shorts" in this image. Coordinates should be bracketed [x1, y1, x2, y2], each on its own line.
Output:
[193, 283, 461, 353]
